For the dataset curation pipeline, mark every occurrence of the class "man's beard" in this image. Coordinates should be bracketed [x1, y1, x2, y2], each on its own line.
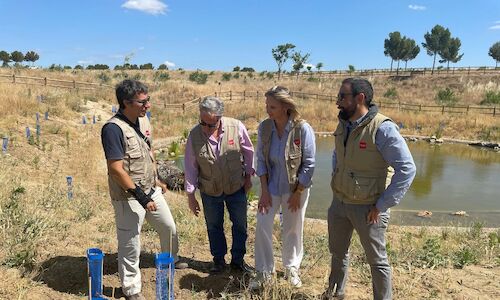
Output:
[338, 106, 355, 120]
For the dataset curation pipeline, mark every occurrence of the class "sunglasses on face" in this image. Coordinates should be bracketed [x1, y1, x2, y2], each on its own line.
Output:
[128, 96, 151, 106]
[199, 119, 220, 128]
[337, 92, 354, 101]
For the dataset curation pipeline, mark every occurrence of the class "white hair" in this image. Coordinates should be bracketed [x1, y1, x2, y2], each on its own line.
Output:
[199, 96, 224, 116]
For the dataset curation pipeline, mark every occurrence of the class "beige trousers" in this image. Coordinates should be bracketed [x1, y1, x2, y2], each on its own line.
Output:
[112, 187, 179, 296]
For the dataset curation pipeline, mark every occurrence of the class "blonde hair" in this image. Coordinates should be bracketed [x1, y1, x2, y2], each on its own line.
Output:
[265, 85, 301, 122]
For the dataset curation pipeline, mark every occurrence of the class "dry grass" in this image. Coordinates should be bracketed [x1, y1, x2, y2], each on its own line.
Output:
[0, 70, 499, 299]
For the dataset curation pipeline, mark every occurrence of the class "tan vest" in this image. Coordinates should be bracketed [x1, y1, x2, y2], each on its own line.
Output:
[331, 113, 394, 205]
[260, 118, 304, 192]
[190, 117, 245, 196]
[106, 115, 156, 201]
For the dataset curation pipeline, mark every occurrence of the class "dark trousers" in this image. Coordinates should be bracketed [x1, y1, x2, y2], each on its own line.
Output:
[201, 187, 247, 264]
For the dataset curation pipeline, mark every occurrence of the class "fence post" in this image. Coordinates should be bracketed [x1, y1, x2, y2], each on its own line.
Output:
[379, 101, 382, 108]
[494, 107, 496, 116]
[442, 105, 445, 114]
[182, 103, 186, 114]
[398, 101, 401, 112]
[44, 77, 47, 86]
[419, 104, 422, 111]
[12, 74, 15, 83]
[230, 91, 232, 101]
[468, 67, 470, 76]
[243, 90, 246, 101]
[466, 105, 469, 114]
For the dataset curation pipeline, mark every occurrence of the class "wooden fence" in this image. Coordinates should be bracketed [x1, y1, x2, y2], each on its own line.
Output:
[1, 74, 497, 116]
[0, 74, 113, 90]
[164, 90, 497, 116]
[279, 66, 500, 79]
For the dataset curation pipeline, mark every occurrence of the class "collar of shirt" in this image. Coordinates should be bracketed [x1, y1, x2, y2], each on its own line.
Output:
[271, 117, 293, 134]
[207, 117, 225, 145]
[347, 112, 368, 131]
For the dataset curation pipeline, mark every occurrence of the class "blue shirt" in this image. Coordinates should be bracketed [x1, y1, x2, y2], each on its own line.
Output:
[257, 119, 316, 196]
[332, 115, 416, 212]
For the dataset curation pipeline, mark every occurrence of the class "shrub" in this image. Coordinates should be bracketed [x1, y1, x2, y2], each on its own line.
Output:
[480, 91, 500, 105]
[154, 72, 170, 82]
[233, 72, 240, 79]
[97, 72, 110, 84]
[221, 73, 232, 81]
[383, 87, 398, 99]
[307, 77, 320, 82]
[453, 246, 479, 268]
[416, 237, 446, 268]
[266, 72, 274, 79]
[435, 88, 458, 105]
[188, 71, 208, 84]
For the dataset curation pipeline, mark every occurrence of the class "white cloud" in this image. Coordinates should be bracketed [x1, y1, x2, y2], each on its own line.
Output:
[109, 54, 125, 59]
[164, 60, 175, 68]
[408, 4, 426, 10]
[138, 46, 145, 51]
[489, 24, 500, 30]
[303, 63, 315, 70]
[122, 0, 168, 15]
[77, 60, 92, 65]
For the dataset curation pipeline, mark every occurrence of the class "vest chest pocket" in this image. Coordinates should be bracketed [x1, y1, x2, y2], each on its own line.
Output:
[126, 136, 143, 159]
[352, 175, 383, 201]
[288, 152, 301, 169]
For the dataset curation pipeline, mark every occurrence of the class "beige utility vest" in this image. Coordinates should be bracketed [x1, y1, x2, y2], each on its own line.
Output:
[331, 113, 394, 205]
[106, 115, 156, 201]
[260, 118, 304, 193]
[190, 117, 245, 197]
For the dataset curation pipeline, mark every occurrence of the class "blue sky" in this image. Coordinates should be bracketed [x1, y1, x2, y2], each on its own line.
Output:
[1, 0, 499, 71]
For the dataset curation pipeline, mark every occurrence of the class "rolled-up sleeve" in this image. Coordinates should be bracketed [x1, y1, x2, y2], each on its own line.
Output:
[375, 121, 416, 212]
[255, 123, 268, 177]
[184, 133, 199, 194]
[238, 121, 255, 176]
[298, 122, 316, 187]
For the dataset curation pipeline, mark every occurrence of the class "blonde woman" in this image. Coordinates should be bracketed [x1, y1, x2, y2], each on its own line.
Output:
[249, 86, 316, 290]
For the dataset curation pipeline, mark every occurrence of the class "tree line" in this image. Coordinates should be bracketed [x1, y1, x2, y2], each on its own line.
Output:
[0, 50, 39, 67]
[271, 24, 500, 76]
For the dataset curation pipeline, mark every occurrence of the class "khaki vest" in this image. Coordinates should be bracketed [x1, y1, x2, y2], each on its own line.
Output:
[106, 115, 156, 201]
[190, 117, 245, 197]
[331, 113, 394, 205]
[260, 118, 304, 192]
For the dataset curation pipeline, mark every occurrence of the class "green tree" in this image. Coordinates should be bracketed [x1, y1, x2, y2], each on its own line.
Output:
[158, 63, 168, 70]
[139, 63, 154, 69]
[439, 37, 463, 70]
[272, 43, 296, 79]
[74, 65, 83, 70]
[402, 38, 420, 70]
[488, 41, 500, 68]
[422, 25, 451, 74]
[233, 66, 240, 72]
[24, 51, 40, 66]
[0, 51, 11, 67]
[10, 51, 25, 67]
[384, 31, 404, 72]
[291, 51, 310, 79]
[316, 62, 323, 72]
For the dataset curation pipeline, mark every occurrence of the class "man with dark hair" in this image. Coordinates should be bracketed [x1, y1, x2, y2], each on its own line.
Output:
[101, 79, 187, 300]
[324, 78, 416, 300]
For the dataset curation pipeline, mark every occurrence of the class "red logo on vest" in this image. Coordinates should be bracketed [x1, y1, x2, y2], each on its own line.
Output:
[145, 130, 150, 136]
[359, 141, 367, 149]
[228, 139, 234, 145]
[294, 139, 301, 146]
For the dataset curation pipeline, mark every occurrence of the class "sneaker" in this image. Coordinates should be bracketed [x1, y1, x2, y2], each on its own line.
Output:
[126, 293, 146, 300]
[230, 260, 254, 273]
[209, 260, 226, 273]
[175, 261, 189, 269]
[284, 267, 302, 288]
[249, 271, 272, 291]
[321, 287, 345, 300]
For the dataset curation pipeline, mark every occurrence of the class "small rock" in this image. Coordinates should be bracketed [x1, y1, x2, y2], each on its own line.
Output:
[435, 138, 444, 144]
[451, 211, 468, 217]
[417, 210, 432, 218]
[409, 137, 418, 142]
[169, 152, 176, 157]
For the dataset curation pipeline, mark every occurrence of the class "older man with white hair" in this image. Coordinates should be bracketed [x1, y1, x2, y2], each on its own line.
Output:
[184, 96, 255, 273]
